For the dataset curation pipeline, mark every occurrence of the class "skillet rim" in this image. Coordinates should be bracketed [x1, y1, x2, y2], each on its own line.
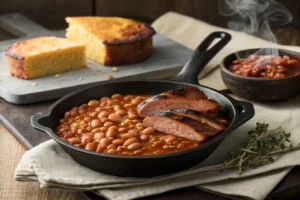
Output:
[32, 79, 253, 160]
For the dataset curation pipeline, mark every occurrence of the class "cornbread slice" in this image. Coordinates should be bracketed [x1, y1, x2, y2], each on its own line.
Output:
[4, 36, 87, 79]
[66, 17, 155, 65]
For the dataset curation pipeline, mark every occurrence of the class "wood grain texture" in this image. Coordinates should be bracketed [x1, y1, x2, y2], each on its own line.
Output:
[1, 0, 299, 32]
[82, 187, 229, 200]
[274, 30, 300, 46]
[94, 0, 300, 28]
[95, 0, 300, 46]
[0, 124, 80, 200]
[95, 0, 228, 26]
[0, 0, 299, 45]
[0, 99, 52, 147]
[0, 28, 17, 41]
[0, 0, 93, 30]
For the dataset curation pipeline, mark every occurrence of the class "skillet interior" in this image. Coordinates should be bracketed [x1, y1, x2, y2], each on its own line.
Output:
[33, 80, 253, 176]
[41, 80, 236, 151]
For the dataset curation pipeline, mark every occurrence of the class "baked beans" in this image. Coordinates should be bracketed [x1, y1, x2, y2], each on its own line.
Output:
[56, 94, 201, 156]
[227, 54, 300, 78]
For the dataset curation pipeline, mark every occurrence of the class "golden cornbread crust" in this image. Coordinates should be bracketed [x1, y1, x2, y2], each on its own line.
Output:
[5, 51, 27, 79]
[66, 17, 155, 65]
[104, 36, 153, 65]
[4, 36, 87, 79]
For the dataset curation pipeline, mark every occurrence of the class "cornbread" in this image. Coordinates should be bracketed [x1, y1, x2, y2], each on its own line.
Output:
[4, 36, 87, 79]
[66, 17, 155, 65]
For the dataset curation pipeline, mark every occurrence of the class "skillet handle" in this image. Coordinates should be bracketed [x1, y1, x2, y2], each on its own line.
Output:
[172, 32, 231, 85]
[31, 111, 52, 135]
[232, 100, 255, 129]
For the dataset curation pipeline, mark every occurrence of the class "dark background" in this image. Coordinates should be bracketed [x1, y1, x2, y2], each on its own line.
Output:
[0, 0, 299, 44]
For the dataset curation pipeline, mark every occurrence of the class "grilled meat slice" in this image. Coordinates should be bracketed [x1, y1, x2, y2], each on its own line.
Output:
[138, 87, 219, 117]
[143, 112, 221, 141]
[161, 86, 208, 100]
[169, 109, 226, 133]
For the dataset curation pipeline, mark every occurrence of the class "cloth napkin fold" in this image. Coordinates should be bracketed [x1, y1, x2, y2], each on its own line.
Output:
[15, 12, 300, 200]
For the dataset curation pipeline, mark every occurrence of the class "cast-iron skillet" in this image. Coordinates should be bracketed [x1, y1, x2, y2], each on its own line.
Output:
[221, 48, 300, 101]
[31, 32, 255, 177]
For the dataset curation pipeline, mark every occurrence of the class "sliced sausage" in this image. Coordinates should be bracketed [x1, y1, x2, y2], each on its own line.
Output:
[161, 86, 207, 100]
[137, 87, 220, 117]
[143, 112, 209, 141]
[169, 109, 226, 132]
[138, 97, 220, 117]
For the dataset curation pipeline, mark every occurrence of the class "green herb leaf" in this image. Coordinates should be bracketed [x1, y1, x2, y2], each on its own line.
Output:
[222, 123, 300, 174]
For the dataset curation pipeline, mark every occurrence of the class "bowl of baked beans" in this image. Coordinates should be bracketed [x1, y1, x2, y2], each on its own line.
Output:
[221, 48, 300, 101]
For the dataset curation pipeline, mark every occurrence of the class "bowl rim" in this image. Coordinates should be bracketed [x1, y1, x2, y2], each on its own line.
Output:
[220, 48, 300, 81]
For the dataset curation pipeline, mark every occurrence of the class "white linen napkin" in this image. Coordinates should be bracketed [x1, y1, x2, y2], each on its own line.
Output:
[15, 12, 300, 200]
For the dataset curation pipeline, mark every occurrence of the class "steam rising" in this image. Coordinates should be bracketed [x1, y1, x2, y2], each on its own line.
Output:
[218, 0, 293, 55]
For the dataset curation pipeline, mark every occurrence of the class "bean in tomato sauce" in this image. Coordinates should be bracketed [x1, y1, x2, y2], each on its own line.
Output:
[227, 55, 300, 78]
[56, 94, 201, 156]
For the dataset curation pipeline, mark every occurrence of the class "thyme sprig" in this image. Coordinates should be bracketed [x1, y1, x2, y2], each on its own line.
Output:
[170, 123, 299, 178]
[221, 123, 300, 174]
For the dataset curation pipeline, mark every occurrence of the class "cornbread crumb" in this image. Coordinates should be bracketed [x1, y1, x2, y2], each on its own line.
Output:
[112, 67, 118, 72]
[79, 77, 83, 80]
[54, 74, 61, 78]
[31, 83, 37, 86]
[106, 75, 113, 79]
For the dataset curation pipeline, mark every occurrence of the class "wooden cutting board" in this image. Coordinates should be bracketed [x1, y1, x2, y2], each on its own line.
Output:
[0, 13, 193, 104]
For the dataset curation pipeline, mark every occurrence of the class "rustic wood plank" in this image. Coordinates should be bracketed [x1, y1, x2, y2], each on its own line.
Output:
[94, 0, 228, 26]
[1, 0, 299, 31]
[0, 123, 81, 200]
[0, 100, 52, 148]
[95, 0, 170, 23]
[0, 0, 93, 30]
[0, 27, 17, 41]
[95, 0, 300, 46]
[274, 30, 300, 46]
[1, 0, 299, 45]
